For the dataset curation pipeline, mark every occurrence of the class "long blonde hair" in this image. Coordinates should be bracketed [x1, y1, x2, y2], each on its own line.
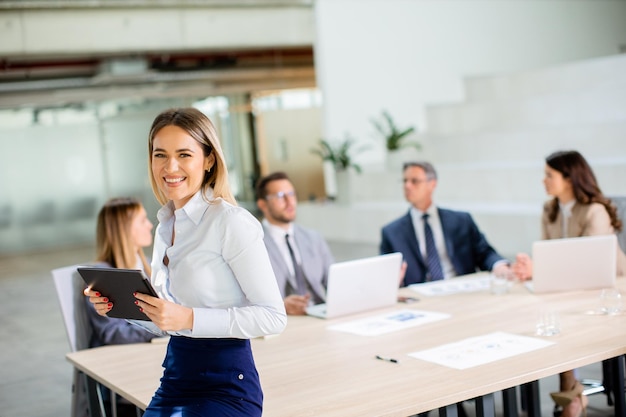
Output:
[96, 197, 151, 274]
[147, 107, 236, 206]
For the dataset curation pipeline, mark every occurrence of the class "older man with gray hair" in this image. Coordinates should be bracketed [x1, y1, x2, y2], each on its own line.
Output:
[380, 161, 511, 286]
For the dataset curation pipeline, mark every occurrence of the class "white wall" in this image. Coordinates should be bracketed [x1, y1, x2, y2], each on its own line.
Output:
[314, 0, 626, 167]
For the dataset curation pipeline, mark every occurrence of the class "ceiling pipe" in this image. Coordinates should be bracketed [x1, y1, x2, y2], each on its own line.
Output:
[0, 0, 314, 10]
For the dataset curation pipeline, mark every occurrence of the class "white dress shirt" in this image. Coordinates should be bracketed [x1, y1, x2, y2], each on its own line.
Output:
[151, 190, 286, 339]
[410, 206, 456, 279]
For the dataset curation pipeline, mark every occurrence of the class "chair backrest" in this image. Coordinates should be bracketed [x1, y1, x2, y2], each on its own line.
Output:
[610, 196, 626, 253]
[52, 264, 93, 352]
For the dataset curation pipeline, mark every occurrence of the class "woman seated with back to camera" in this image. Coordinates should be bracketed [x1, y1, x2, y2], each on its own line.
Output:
[86, 197, 158, 347]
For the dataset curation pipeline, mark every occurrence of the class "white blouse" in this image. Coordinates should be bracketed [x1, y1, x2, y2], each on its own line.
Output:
[151, 190, 287, 339]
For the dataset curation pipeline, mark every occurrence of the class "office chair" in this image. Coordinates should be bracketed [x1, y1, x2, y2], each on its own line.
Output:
[580, 196, 626, 405]
[611, 196, 626, 253]
[52, 264, 108, 417]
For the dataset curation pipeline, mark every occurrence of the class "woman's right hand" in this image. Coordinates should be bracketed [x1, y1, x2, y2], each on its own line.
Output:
[511, 253, 533, 281]
[84, 287, 113, 316]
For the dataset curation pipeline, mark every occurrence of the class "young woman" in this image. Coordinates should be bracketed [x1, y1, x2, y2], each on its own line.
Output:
[514, 150, 625, 279]
[84, 197, 157, 417]
[513, 150, 626, 417]
[88, 196, 156, 347]
[86, 108, 286, 416]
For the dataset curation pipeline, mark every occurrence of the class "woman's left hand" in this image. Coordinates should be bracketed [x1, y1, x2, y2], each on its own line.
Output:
[134, 293, 194, 332]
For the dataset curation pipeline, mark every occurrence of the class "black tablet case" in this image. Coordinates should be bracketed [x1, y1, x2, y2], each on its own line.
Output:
[77, 267, 158, 321]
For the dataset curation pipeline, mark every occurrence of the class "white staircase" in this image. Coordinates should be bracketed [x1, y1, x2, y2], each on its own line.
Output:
[299, 54, 626, 258]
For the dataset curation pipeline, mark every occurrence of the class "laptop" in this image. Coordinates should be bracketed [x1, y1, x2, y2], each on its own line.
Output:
[529, 235, 617, 293]
[305, 252, 403, 319]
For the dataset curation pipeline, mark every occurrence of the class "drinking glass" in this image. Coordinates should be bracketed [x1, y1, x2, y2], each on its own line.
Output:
[536, 310, 560, 336]
[490, 270, 514, 295]
[599, 288, 622, 315]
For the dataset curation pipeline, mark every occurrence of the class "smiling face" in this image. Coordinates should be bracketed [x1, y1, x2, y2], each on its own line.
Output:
[151, 125, 215, 209]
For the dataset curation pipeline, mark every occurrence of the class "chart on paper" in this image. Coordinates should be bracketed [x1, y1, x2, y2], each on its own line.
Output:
[328, 309, 449, 336]
[408, 332, 554, 370]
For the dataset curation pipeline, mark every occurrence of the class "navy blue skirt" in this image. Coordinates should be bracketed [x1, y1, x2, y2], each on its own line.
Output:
[143, 336, 263, 417]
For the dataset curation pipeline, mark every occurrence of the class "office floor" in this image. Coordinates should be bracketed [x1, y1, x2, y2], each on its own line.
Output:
[0, 243, 617, 417]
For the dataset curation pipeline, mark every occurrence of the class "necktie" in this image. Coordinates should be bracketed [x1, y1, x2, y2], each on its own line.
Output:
[285, 234, 308, 295]
[422, 214, 444, 281]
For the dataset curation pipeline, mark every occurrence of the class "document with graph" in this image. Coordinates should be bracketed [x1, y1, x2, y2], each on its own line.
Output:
[408, 332, 554, 370]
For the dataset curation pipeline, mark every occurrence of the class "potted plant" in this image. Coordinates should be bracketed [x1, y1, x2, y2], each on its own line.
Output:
[371, 110, 419, 170]
[371, 110, 419, 151]
[310, 136, 365, 173]
[310, 136, 367, 202]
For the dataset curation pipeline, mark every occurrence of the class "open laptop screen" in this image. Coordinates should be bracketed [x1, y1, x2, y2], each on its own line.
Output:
[530, 235, 617, 293]
[306, 252, 403, 319]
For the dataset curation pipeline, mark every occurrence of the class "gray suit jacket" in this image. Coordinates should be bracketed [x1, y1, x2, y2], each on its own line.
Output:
[262, 223, 334, 303]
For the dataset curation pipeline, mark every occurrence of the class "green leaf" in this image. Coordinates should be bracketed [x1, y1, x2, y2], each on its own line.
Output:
[310, 136, 368, 174]
[371, 110, 419, 151]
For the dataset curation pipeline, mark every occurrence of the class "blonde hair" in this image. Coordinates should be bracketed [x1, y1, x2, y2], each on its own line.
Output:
[147, 107, 236, 206]
[96, 197, 151, 274]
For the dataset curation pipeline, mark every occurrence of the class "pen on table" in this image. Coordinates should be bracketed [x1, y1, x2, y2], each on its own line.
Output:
[375, 355, 399, 364]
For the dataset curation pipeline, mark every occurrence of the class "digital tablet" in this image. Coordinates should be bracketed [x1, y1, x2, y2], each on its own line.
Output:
[77, 267, 159, 321]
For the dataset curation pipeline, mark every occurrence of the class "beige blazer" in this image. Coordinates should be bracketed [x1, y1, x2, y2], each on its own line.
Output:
[541, 201, 626, 276]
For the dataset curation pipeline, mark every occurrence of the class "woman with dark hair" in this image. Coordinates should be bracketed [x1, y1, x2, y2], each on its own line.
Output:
[514, 150, 625, 279]
[514, 150, 626, 417]
[86, 108, 286, 416]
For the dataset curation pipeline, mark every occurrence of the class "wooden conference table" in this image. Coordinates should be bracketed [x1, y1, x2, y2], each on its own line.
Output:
[67, 274, 626, 417]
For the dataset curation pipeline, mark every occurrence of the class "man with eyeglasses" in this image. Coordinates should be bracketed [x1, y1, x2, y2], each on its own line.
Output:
[255, 172, 334, 315]
[380, 161, 511, 286]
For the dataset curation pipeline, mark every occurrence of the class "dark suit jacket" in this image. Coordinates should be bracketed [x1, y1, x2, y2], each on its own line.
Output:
[380, 208, 506, 286]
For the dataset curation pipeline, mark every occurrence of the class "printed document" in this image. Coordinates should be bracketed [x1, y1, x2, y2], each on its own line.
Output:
[408, 274, 491, 296]
[408, 332, 554, 370]
[328, 309, 449, 336]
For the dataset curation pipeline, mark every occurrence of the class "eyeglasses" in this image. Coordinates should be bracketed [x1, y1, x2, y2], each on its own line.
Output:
[403, 178, 432, 186]
[265, 190, 296, 201]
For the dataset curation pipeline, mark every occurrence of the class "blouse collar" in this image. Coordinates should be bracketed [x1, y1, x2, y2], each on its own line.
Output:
[157, 189, 214, 225]
[559, 199, 576, 217]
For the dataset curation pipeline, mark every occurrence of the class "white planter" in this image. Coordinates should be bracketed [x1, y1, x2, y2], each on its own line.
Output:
[322, 160, 338, 200]
[334, 170, 352, 205]
[386, 147, 419, 172]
